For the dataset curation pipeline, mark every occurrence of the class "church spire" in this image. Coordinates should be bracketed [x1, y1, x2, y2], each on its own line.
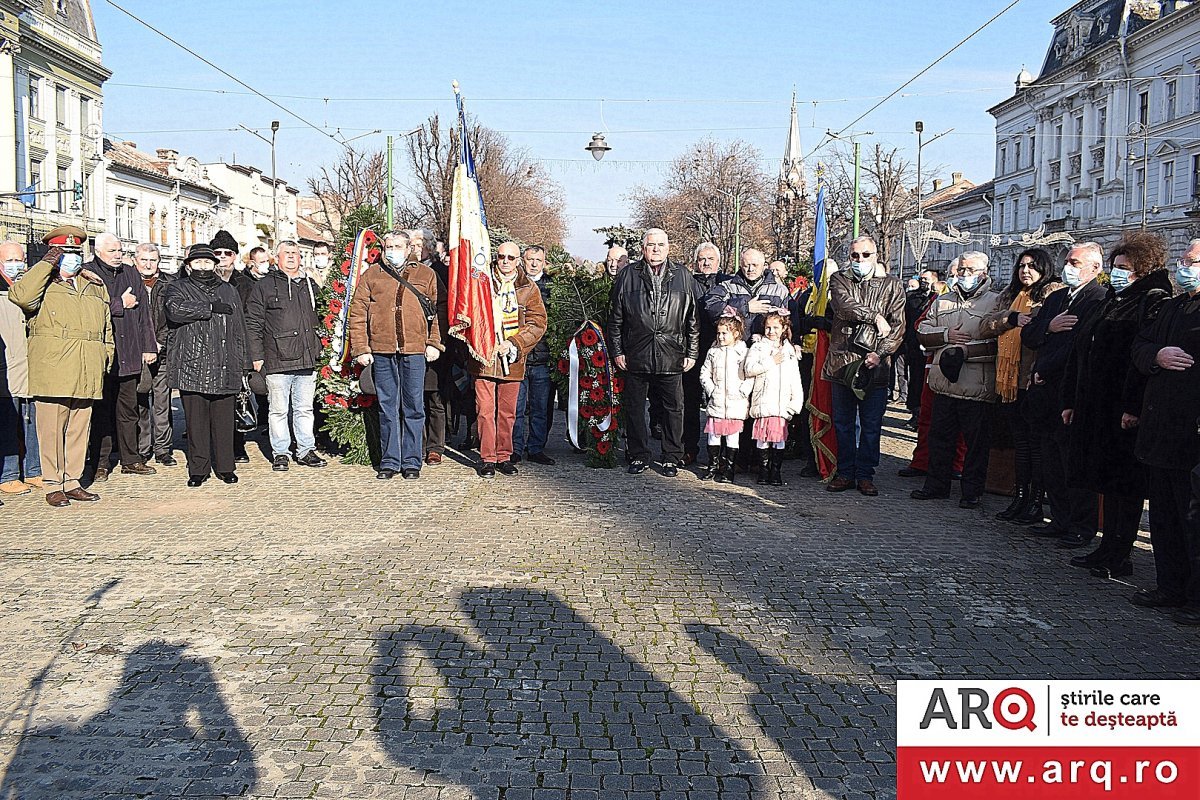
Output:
[781, 90, 803, 187]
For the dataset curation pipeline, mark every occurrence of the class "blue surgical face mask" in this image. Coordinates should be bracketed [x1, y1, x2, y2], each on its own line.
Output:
[946, 276, 958, 291]
[850, 260, 873, 279]
[1175, 263, 1200, 294]
[3, 260, 25, 280]
[384, 249, 405, 266]
[1062, 265, 1082, 287]
[1109, 267, 1132, 292]
[957, 273, 984, 294]
[59, 253, 82, 275]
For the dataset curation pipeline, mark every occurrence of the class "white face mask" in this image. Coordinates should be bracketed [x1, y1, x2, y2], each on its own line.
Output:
[59, 253, 83, 275]
[252, 261, 271, 276]
[384, 249, 405, 266]
[159, 262, 180, 275]
[3, 260, 25, 280]
[314, 256, 329, 270]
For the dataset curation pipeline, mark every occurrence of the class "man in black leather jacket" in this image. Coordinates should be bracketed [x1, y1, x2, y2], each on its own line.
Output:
[607, 228, 700, 477]
[682, 242, 728, 466]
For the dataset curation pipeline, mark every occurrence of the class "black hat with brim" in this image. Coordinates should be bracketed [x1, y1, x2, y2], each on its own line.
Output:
[183, 244, 218, 265]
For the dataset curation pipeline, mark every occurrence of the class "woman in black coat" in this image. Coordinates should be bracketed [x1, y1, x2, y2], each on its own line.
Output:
[1061, 232, 1173, 577]
[164, 244, 249, 487]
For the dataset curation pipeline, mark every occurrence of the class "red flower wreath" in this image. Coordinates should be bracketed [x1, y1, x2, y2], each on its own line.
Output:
[613, 376, 625, 393]
[590, 351, 607, 368]
[591, 426, 604, 440]
[332, 280, 346, 295]
[579, 327, 600, 347]
[329, 298, 343, 315]
[579, 375, 594, 390]
[339, 260, 351, 277]
[597, 439, 612, 455]
[589, 386, 605, 403]
[580, 405, 594, 419]
[557, 358, 569, 375]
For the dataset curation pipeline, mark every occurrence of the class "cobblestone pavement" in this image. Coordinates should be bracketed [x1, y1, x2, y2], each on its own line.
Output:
[0, 404, 1195, 800]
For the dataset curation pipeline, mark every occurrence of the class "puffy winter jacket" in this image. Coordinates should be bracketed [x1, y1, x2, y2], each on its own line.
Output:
[699, 340, 752, 421]
[244, 269, 322, 375]
[917, 284, 1005, 402]
[607, 259, 699, 374]
[702, 270, 790, 340]
[163, 274, 248, 395]
[744, 339, 805, 420]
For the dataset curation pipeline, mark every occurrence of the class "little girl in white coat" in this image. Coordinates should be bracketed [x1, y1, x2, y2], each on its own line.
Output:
[699, 316, 752, 483]
[743, 310, 806, 486]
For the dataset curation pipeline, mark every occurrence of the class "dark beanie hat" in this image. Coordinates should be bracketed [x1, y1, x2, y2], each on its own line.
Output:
[210, 230, 239, 254]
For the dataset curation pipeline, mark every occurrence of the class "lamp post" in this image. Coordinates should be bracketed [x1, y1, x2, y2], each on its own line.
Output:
[384, 127, 423, 230]
[1127, 122, 1150, 230]
[825, 129, 873, 237]
[238, 121, 281, 245]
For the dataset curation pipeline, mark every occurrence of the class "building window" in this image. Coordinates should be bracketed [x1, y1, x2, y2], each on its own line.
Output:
[1071, 182, 1080, 198]
[28, 76, 41, 119]
[1163, 161, 1175, 205]
[56, 166, 68, 212]
[1166, 80, 1177, 122]
[999, 145, 1007, 174]
[998, 202, 1006, 231]
[1093, 178, 1103, 216]
[55, 85, 67, 128]
[1014, 139, 1022, 169]
[1013, 197, 1020, 227]
[79, 96, 91, 130]
[1134, 167, 1145, 210]
[1192, 154, 1200, 201]
[1030, 135, 1036, 164]
[149, 208, 157, 244]
[1138, 91, 1149, 125]
[1073, 114, 1083, 152]
[1096, 106, 1107, 143]
[28, 158, 42, 207]
[126, 202, 136, 240]
[1055, 123, 1063, 157]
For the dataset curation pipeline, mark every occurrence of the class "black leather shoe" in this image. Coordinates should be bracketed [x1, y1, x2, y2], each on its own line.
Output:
[234, 452, 251, 464]
[958, 496, 980, 509]
[295, 451, 328, 468]
[509, 453, 522, 464]
[215, 472, 238, 484]
[897, 466, 926, 478]
[1069, 547, 1109, 569]
[478, 462, 497, 478]
[1090, 558, 1132, 579]
[156, 453, 177, 467]
[662, 462, 679, 478]
[527, 452, 556, 465]
[497, 461, 518, 476]
[402, 468, 421, 480]
[911, 488, 950, 500]
[272, 455, 289, 472]
[1171, 606, 1200, 626]
[799, 462, 820, 478]
[1028, 523, 1067, 538]
[376, 468, 398, 480]
[1055, 532, 1095, 549]
[1130, 588, 1186, 608]
[187, 475, 208, 488]
[627, 461, 648, 475]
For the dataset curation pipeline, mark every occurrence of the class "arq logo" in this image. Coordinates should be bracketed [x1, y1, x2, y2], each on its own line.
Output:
[919, 686, 1037, 732]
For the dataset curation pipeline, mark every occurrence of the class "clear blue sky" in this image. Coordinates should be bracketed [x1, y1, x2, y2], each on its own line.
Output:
[93, 0, 1061, 257]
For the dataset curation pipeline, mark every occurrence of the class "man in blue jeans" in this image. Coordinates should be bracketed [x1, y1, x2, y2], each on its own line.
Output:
[821, 236, 905, 497]
[245, 241, 327, 472]
[512, 245, 555, 465]
[0, 240, 41, 498]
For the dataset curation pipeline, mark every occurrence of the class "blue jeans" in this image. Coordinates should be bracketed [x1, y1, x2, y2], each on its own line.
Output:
[373, 353, 426, 471]
[830, 382, 888, 481]
[266, 370, 317, 459]
[0, 397, 40, 482]
[513, 363, 553, 456]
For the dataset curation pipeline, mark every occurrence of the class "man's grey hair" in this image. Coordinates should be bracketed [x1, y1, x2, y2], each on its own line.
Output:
[405, 228, 424, 241]
[693, 242, 720, 261]
[383, 230, 411, 246]
[1070, 241, 1104, 267]
[275, 239, 300, 255]
[95, 232, 120, 250]
[1187, 238, 1200, 251]
[960, 250, 989, 269]
[642, 228, 668, 244]
[0, 239, 26, 256]
[135, 242, 159, 257]
[523, 244, 546, 256]
[849, 234, 876, 251]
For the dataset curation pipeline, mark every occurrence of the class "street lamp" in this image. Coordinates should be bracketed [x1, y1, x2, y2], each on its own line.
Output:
[385, 126, 422, 230]
[914, 120, 954, 219]
[585, 133, 612, 161]
[237, 121, 281, 245]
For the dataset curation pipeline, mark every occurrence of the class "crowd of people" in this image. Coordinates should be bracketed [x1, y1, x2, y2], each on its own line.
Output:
[1, 223, 1198, 625]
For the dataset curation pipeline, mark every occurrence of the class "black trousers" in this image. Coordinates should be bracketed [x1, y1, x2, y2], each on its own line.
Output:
[624, 371, 683, 463]
[91, 371, 141, 467]
[1041, 416, 1098, 536]
[997, 391, 1040, 487]
[423, 388, 447, 456]
[905, 348, 924, 415]
[1146, 466, 1198, 602]
[181, 391, 236, 478]
[1095, 493, 1144, 564]
[922, 394, 992, 499]
[681, 360, 704, 457]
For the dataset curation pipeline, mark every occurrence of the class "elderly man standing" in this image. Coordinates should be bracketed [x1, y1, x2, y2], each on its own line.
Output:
[245, 240, 326, 472]
[703, 248, 790, 338]
[87, 231, 158, 480]
[681, 242, 729, 465]
[511, 244, 556, 466]
[469, 241, 546, 478]
[349, 231, 444, 480]
[608, 228, 700, 476]
[1022, 242, 1108, 547]
[211, 230, 240, 283]
[407, 228, 452, 467]
[0, 241, 41, 496]
[132, 243, 177, 467]
[8, 227, 113, 506]
[605, 245, 629, 277]
[910, 252, 1004, 508]
[1130, 238, 1200, 623]
[823, 235, 905, 496]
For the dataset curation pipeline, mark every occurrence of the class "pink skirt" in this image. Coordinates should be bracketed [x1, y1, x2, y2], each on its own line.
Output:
[704, 417, 744, 436]
[752, 416, 788, 443]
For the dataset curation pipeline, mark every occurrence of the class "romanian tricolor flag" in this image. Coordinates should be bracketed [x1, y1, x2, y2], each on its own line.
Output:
[447, 81, 498, 366]
[805, 185, 838, 479]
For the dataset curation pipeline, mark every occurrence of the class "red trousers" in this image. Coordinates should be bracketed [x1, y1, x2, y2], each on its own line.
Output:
[909, 359, 966, 472]
[475, 377, 520, 463]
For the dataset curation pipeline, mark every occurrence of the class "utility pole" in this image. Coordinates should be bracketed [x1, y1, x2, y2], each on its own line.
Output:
[386, 135, 394, 230]
[825, 129, 873, 239]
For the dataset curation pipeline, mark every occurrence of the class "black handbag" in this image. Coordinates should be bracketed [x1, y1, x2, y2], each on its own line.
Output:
[850, 322, 879, 353]
[235, 375, 258, 433]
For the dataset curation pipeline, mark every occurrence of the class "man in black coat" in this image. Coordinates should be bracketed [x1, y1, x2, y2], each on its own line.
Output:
[1021, 242, 1108, 547]
[87, 232, 158, 479]
[682, 242, 728, 465]
[133, 242, 176, 467]
[244, 241, 325, 472]
[1130, 237, 1200, 623]
[902, 269, 939, 428]
[608, 228, 699, 477]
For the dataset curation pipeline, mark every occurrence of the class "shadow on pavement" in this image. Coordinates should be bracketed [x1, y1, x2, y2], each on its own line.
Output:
[0, 641, 258, 799]
[372, 586, 764, 798]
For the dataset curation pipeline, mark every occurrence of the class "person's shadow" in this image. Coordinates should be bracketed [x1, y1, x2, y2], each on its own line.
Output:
[686, 622, 897, 800]
[373, 587, 764, 797]
[0, 641, 259, 799]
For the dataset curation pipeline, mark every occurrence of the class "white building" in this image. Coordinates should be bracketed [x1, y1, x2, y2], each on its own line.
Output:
[0, 0, 109, 250]
[202, 161, 299, 254]
[988, 0, 1200, 277]
[102, 140, 230, 269]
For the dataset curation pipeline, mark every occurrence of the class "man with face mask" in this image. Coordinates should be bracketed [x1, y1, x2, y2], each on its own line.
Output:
[309, 242, 332, 285]
[234, 246, 271, 307]
[349, 231, 444, 480]
[0, 241, 42, 496]
[1021, 242, 1108, 547]
[8, 227, 114, 506]
[86, 231, 158, 481]
[132, 242, 176, 467]
[910, 252, 1004, 508]
[823, 235, 905, 496]
[407, 228, 452, 467]
[902, 269, 940, 429]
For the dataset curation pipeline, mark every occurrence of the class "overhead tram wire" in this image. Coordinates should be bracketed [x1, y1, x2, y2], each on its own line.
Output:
[102, 0, 350, 150]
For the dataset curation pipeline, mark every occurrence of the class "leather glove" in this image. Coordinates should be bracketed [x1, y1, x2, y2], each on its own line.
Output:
[210, 299, 234, 315]
[44, 246, 65, 266]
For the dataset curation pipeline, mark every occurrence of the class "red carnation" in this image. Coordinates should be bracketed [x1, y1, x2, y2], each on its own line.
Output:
[580, 327, 600, 347]
[589, 386, 605, 403]
[332, 280, 346, 295]
[590, 351, 606, 368]
[592, 405, 610, 418]
[557, 358, 569, 375]
[580, 405, 593, 419]
[323, 393, 340, 407]
[323, 314, 336, 328]
[340, 260, 351, 277]
[613, 376, 625, 393]
[579, 375, 594, 390]
[597, 439, 611, 455]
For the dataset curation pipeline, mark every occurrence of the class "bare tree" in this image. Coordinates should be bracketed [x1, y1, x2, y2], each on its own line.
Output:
[306, 147, 388, 236]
